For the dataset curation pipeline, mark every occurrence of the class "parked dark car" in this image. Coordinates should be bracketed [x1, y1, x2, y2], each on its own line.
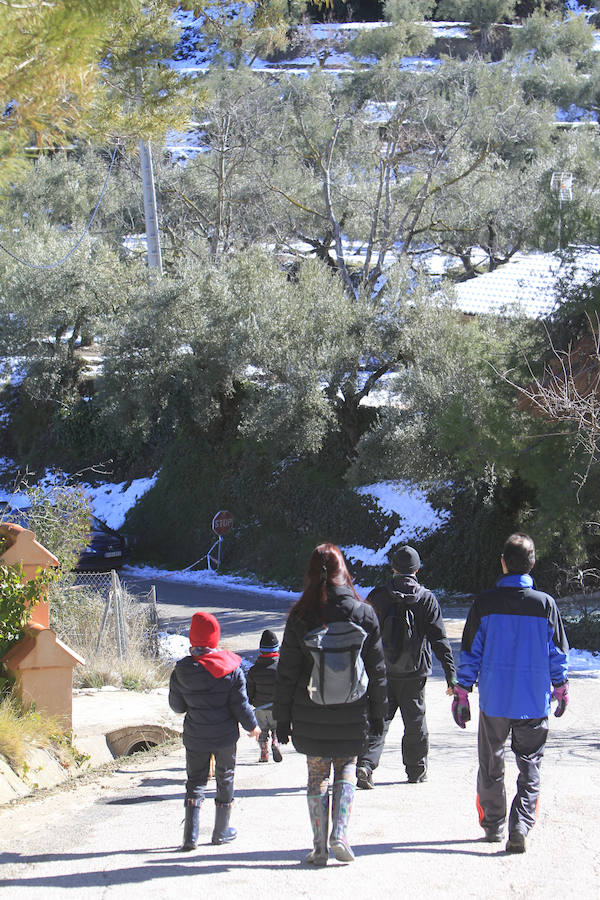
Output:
[75, 515, 130, 571]
[0, 503, 130, 571]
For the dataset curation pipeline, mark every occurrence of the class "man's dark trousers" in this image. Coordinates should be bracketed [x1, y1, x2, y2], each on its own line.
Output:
[477, 711, 548, 836]
[360, 676, 428, 780]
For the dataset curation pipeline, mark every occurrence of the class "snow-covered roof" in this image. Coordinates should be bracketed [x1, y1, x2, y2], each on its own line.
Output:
[453, 249, 600, 318]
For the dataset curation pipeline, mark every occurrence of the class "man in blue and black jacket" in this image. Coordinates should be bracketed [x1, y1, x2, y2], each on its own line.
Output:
[452, 532, 569, 854]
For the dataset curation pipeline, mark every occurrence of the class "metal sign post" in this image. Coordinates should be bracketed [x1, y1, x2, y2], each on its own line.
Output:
[136, 67, 163, 279]
[207, 510, 234, 572]
[551, 172, 573, 250]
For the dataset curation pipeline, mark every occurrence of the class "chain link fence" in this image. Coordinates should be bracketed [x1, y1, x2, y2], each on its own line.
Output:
[49, 571, 164, 688]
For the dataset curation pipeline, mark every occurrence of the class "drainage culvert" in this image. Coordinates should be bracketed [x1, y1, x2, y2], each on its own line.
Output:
[105, 725, 181, 758]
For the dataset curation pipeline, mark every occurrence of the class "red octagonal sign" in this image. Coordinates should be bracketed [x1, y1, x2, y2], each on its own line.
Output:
[212, 510, 234, 536]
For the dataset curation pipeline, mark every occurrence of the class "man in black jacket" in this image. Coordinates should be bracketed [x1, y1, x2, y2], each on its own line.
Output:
[356, 545, 457, 788]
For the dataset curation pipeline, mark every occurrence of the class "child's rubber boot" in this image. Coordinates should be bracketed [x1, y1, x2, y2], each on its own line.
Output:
[181, 798, 202, 851]
[212, 801, 237, 845]
[258, 740, 269, 763]
[271, 734, 283, 763]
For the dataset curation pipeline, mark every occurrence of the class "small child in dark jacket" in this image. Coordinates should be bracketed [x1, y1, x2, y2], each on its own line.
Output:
[246, 629, 282, 763]
[169, 611, 260, 851]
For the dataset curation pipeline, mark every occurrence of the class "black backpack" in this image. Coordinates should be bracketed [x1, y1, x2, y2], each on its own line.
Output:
[303, 619, 369, 706]
[380, 591, 421, 675]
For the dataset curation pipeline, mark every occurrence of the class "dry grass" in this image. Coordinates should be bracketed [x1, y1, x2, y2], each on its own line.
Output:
[0, 577, 169, 778]
[49, 577, 170, 691]
[0, 695, 75, 773]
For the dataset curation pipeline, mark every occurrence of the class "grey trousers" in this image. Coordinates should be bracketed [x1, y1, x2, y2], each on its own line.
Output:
[477, 710, 548, 836]
[255, 707, 276, 743]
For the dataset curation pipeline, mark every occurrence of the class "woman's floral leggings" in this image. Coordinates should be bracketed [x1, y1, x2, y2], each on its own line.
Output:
[307, 755, 356, 793]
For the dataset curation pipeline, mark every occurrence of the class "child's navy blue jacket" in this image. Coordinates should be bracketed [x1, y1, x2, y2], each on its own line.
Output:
[169, 655, 257, 751]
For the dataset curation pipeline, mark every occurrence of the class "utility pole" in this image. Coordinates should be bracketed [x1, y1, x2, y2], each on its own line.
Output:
[136, 68, 163, 278]
[551, 172, 573, 251]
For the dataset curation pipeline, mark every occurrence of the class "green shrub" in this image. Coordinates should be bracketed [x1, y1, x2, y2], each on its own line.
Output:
[126, 429, 398, 586]
[564, 612, 600, 653]
[19, 481, 91, 573]
[0, 559, 55, 657]
[418, 477, 534, 594]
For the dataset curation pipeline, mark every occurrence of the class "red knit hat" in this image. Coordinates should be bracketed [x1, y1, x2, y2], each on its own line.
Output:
[189, 611, 220, 649]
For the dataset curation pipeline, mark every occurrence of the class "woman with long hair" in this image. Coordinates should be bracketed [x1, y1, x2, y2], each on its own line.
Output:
[274, 543, 387, 865]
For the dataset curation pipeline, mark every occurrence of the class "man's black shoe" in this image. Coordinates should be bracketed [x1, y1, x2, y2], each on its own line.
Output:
[484, 826, 505, 843]
[506, 831, 526, 854]
[356, 766, 374, 790]
[406, 767, 427, 783]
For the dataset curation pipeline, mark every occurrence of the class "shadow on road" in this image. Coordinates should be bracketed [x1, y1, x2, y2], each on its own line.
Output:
[0, 837, 504, 890]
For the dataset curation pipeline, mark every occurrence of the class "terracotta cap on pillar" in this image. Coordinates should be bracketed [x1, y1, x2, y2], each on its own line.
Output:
[2, 622, 85, 670]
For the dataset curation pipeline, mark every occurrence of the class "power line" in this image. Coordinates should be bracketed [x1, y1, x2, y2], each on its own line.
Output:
[0, 147, 119, 270]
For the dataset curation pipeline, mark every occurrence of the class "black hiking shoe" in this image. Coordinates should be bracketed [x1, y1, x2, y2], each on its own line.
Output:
[506, 831, 526, 854]
[407, 765, 427, 783]
[484, 826, 505, 843]
[356, 766, 374, 790]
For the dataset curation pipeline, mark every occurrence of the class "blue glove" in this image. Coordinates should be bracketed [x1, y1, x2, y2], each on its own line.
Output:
[552, 681, 569, 717]
[451, 685, 471, 729]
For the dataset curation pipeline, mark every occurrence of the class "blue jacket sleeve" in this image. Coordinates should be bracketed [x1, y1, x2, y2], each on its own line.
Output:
[548, 601, 569, 685]
[228, 667, 258, 732]
[168, 666, 187, 714]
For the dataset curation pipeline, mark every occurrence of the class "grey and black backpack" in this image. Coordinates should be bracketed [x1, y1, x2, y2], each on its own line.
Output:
[303, 619, 368, 706]
[380, 591, 421, 675]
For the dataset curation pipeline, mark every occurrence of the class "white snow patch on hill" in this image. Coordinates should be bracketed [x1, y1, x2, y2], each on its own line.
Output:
[85, 476, 158, 530]
[342, 480, 449, 566]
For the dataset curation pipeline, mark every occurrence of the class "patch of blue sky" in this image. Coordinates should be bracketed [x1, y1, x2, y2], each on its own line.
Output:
[0, 357, 27, 388]
[556, 104, 597, 122]
[564, 0, 598, 18]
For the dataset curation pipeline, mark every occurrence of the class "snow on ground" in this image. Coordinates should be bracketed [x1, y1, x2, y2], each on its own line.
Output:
[158, 631, 192, 663]
[567, 647, 600, 672]
[1, 458, 598, 667]
[168, 14, 465, 77]
[123, 561, 298, 603]
[341, 480, 449, 567]
[157, 630, 254, 669]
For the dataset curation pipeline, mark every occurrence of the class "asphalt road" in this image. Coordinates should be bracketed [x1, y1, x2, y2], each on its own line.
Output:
[122, 574, 299, 658]
[2, 578, 596, 899]
[1, 668, 598, 899]
[121, 574, 468, 668]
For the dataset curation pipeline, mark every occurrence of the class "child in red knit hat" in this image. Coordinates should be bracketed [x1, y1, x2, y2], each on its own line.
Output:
[169, 610, 260, 851]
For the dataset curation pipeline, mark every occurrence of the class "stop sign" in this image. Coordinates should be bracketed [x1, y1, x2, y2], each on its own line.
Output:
[212, 510, 234, 536]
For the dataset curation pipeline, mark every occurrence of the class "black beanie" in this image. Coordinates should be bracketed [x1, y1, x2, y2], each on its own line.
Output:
[259, 629, 279, 652]
[389, 545, 421, 573]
